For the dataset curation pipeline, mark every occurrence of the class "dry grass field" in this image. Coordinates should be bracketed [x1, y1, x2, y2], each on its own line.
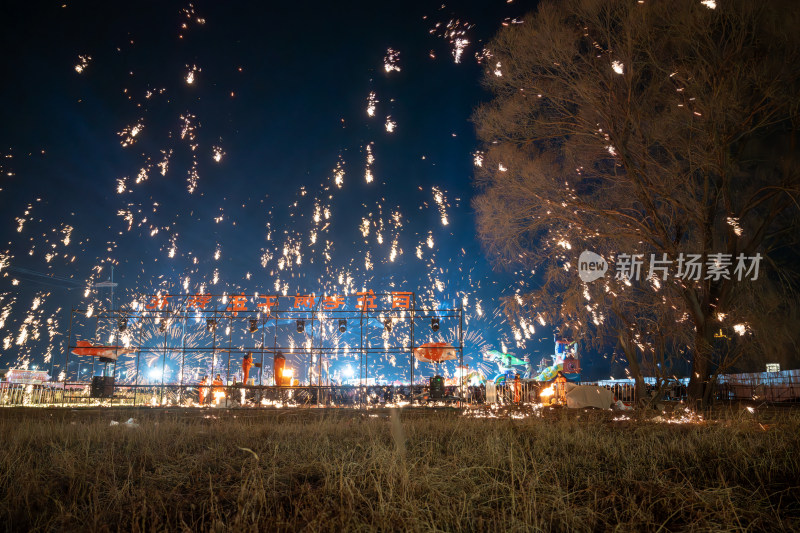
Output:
[0, 406, 798, 532]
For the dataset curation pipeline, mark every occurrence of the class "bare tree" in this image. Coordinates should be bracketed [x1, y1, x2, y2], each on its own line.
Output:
[474, 0, 800, 406]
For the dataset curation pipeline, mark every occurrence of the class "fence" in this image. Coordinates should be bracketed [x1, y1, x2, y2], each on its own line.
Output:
[4, 374, 799, 408]
[0, 383, 69, 406]
[589, 376, 800, 404]
[579, 381, 640, 404]
[0, 381, 605, 408]
[716, 369, 800, 402]
[0, 382, 468, 408]
[0, 380, 642, 408]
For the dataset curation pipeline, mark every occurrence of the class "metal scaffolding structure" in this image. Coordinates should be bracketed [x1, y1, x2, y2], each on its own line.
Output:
[52, 292, 465, 407]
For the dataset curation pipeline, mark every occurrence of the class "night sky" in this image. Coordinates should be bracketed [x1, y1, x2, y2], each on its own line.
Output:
[0, 0, 599, 382]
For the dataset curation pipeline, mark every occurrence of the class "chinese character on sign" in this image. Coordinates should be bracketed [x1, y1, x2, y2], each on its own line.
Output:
[356, 289, 377, 310]
[615, 254, 644, 281]
[185, 294, 213, 309]
[256, 295, 279, 313]
[648, 253, 671, 280]
[321, 295, 345, 310]
[733, 253, 761, 281]
[676, 253, 703, 281]
[391, 291, 413, 309]
[226, 293, 249, 316]
[146, 294, 172, 310]
[293, 294, 315, 308]
[765, 363, 780, 373]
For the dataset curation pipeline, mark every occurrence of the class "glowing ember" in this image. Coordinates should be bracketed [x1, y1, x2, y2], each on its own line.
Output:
[366, 91, 378, 117]
[212, 146, 224, 163]
[384, 48, 401, 72]
[185, 64, 200, 84]
[74, 55, 91, 73]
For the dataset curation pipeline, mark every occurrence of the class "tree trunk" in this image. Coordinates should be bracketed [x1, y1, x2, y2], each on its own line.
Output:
[688, 324, 714, 409]
[619, 333, 648, 408]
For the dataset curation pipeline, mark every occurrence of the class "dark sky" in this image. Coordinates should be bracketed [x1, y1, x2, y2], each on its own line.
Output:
[0, 0, 596, 382]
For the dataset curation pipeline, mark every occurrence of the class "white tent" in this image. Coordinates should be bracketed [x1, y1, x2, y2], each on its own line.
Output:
[566, 385, 615, 410]
[485, 381, 497, 403]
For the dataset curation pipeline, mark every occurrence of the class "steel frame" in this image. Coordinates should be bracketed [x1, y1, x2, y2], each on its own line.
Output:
[58, 293, 465, 407]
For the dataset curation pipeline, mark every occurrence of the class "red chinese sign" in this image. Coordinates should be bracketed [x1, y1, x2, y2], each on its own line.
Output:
[186, 294, 212, 309]
[145, 294, 172, 310]
[139, 291, 414, 314]
[226, 294, 249, 316]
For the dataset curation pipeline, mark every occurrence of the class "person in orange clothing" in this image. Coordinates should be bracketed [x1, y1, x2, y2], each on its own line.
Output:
[274, 351, 285, 386]
[513, 374, 522, 404]
[554, 370, 568, 405]
[212, 373, 224, 399]
[242, 352, 254, 385]
[198, 375, 209, 406]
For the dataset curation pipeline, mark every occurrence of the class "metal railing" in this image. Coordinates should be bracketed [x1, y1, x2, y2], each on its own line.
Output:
[0, 381, 547, 408]
[0, 380, 633, 408]
[716, 381, 800, 402]
[0, 383, 70, 406]
[14, 377, 799, 408]
[0, 382, 469, 408]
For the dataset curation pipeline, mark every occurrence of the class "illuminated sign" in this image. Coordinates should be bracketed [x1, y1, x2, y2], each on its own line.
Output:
[140, 291, 415, 314]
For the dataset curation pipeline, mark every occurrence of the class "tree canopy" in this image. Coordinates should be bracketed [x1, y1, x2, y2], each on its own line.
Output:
[473, 0, 800, 405]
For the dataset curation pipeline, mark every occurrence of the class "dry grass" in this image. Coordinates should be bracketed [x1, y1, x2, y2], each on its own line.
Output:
[0, 406, 798, 532]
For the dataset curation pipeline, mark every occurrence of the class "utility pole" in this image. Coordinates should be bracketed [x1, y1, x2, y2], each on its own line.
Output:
[94, 265, 120, 380]
[94, 265, 118, 310]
